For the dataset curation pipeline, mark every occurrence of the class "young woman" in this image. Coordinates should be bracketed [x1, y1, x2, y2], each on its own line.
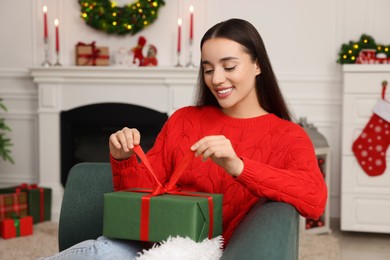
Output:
[42, 18, 327, 260]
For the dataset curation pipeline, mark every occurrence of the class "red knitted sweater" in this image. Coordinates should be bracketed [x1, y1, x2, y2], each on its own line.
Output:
[110, 106, 328, 244]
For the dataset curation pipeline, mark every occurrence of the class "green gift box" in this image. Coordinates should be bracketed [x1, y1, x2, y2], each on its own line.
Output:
[23, 187, 52, 224]
[103, 190, 223, 243]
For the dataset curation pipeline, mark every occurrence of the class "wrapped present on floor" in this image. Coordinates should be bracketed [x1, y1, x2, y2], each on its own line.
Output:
[0, 192, 28, 221]
[0, 215, 33, 239]
[103, 146, 223, 243]
[76, 41, 110, 66]
[15, 184, 52, 224]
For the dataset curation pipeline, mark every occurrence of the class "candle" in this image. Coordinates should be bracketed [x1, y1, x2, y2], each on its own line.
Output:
[189, 6, 194, 42]
[177, 18, 182, 53]
[43, 6, 48, 39]
[54, 19, 59, 52]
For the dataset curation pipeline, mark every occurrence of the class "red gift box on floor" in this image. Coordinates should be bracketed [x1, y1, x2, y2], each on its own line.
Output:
[0, 215, 33, 239]
[0, 192, 28, 221]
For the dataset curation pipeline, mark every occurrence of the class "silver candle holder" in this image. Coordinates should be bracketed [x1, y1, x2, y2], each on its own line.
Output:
[175, 51, 183, 67]
[54, 51, 61, 66]
[41, 38, 51, 67]
[185, 39, 196, 68]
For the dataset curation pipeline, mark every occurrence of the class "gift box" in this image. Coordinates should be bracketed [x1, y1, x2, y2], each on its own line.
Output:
[0, 215, 33, 239]
[0, 192, 28, 221]
[16, 184, 52, 224]
[76, 41, 110, 66]
[103, 190, 223, 242]
[103, 145, 223, 243]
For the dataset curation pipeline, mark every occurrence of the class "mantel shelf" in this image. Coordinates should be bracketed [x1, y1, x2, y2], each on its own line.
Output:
[30, 66, 198, 83]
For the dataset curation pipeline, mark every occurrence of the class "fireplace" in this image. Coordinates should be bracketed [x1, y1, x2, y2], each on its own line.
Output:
[30, 66, 197, 221]
[60, 103, 168, 187]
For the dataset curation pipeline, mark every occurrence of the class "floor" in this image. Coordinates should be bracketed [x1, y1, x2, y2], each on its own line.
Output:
[331, 219, 390, 260]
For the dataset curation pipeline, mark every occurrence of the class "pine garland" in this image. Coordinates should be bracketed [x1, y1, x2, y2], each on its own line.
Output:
[337, 34, 390, 64]
[79, 0, 165, 35]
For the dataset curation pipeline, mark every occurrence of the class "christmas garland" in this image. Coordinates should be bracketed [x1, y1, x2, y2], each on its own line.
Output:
[79, 0, 165, 35]
[337, 34, 390, 64]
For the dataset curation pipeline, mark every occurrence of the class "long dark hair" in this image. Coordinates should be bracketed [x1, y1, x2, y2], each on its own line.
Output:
[195, 18, 291, 121]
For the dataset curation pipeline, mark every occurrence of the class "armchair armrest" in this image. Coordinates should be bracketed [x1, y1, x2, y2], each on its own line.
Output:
[58, 162, 114, 251]
[221, 201, 299, 260]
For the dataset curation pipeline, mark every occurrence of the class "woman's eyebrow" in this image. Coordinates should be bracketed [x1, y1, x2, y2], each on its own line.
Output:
[201, 56, 238, 65]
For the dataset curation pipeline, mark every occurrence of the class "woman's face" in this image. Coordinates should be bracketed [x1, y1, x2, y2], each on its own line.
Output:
[201, 38, 262, 118]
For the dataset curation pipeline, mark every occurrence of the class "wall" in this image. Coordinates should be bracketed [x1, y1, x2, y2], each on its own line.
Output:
[1, 0, 390, 218]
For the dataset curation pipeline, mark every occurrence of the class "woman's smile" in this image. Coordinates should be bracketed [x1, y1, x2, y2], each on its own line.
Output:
[216, 87, 234, 98]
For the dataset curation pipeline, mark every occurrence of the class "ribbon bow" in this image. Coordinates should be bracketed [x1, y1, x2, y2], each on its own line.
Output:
[15, 183, 38, 193]
[133, 145, 193, 195]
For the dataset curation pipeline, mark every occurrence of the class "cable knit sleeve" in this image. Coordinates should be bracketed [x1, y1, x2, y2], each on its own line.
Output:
[235, 125, 328, 219]
[110, 120, 173, 192]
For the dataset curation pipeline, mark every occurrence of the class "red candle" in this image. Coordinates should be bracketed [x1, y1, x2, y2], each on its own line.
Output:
[43, 6, 48, 39]
[54, 19, 59, 52]
[177, 18, 182, 53]
[189, 6, 194, 41]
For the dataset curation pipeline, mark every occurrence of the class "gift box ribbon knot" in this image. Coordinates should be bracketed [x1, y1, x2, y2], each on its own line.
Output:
[125, 145, 215, 241]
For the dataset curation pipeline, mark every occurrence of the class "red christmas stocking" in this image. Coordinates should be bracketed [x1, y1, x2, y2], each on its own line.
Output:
[352, 81, 390, 176]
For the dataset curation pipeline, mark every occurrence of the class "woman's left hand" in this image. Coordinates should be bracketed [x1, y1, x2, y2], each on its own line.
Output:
[190, 135, 244, 177]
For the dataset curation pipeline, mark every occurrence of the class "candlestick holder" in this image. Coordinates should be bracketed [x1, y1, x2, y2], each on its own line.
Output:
[175, 51, 183, 67]
[41, 38, 51, 67]
[185, 40, 196, 68]
[54, 51, 62, 66]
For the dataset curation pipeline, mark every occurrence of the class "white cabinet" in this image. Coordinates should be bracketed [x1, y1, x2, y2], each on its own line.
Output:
[341, 65, 390, 233]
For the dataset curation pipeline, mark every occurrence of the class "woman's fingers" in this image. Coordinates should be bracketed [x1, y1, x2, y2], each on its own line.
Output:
[109, 127, 141, 160]
[191, 135, 243, 177]
[191, 136, 232, 160]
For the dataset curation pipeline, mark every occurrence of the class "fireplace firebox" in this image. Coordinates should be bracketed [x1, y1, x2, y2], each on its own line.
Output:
[60, 103, 168, 187]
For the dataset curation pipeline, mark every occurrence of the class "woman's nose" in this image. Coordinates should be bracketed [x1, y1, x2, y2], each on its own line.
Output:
[212, 69, 225, 85]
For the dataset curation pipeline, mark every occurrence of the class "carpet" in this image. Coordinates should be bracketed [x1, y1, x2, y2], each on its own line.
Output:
[0, 222, 340, 260]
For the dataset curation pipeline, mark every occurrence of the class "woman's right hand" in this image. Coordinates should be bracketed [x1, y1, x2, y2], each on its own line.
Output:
[109, 127, 141, 160]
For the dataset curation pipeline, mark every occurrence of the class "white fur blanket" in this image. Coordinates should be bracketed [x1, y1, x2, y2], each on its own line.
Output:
[135, 236, 224, 260]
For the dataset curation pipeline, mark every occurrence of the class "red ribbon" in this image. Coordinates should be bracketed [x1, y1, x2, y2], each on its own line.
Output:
[76, 41, 109, 65]
[15, 183, 45, 222]
[127, 145, 215, 241]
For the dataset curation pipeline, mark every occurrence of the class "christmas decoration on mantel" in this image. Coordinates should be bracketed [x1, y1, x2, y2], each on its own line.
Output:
[78, 0, 165, 35]
[337, 34, 390, 64]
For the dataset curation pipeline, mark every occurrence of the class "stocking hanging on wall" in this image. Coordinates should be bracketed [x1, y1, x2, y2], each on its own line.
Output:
[352, 81, 390, 176]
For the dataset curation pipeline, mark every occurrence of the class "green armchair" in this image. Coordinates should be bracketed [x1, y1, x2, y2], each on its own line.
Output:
[58, 163, 300, 259]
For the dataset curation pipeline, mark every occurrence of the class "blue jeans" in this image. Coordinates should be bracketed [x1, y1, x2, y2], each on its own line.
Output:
[39, 236, 153, 260]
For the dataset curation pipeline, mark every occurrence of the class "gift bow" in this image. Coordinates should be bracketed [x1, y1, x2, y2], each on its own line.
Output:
[133, 145, 193, 195]
[15, 183, 38, 192]
[129, 145, 215, 241]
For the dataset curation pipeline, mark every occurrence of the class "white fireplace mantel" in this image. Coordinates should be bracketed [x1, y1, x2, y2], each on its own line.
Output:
[30, 66, 198, 222]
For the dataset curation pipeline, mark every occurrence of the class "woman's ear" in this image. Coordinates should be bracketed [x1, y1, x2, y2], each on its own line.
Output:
[255, 60, 261, 76]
